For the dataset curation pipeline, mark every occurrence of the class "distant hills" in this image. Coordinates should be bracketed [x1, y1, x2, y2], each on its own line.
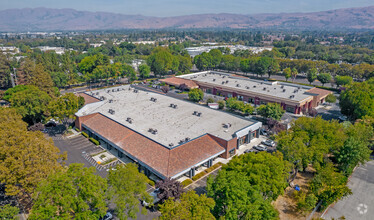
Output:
[0, 6, 374, 31]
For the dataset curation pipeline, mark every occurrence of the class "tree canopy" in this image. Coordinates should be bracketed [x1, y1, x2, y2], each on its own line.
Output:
[159, 190, 215, 220]
[257, 103, 285, 121]
[107, 163, 152, 220]
[188, 88, 204, 102]
[0, 108, 64, 204]
[29, 163, 107, 220]
[47, 93, 82, 128]
[339, 78, 374, 120]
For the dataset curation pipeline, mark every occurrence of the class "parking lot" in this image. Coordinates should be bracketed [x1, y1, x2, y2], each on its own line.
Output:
[323, 160, 374, 220]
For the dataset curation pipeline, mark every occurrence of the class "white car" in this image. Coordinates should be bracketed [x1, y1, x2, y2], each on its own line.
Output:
[261, 139, 275, 147]
[254, 144, 268, 151]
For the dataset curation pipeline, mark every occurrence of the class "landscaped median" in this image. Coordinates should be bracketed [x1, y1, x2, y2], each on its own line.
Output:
[181, 162, 223, 187]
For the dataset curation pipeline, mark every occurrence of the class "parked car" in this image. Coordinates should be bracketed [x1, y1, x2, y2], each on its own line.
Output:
[261, 139, 275, 147]
[338, 116, 347, 122]
[253, 144, 267, 151]
[142, 189, 160, 207]
[244, 149, 255, 154]
[99, 212, 113, 220]
[260, 129, 268, 136]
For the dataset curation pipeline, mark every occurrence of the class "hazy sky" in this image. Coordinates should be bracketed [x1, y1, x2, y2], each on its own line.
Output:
[1, 0, 373, 16]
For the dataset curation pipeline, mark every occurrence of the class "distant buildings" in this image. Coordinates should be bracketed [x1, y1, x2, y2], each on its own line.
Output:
[0, 46, 19, 55]
[185, 45, 272, 57]
[163, 71, 332, 114]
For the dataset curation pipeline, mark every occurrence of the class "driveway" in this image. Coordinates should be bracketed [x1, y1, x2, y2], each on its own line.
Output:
[322, 160, 374, 220]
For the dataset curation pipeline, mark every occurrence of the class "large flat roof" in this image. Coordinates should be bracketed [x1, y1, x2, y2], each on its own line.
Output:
[76, 85, 259, 148]
[178, 71, 316, 103]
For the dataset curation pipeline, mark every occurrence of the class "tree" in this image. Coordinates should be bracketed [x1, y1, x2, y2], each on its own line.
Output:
[50, 72, 69, 88]
[339, 79, 374, 120]
[325, 94, 337, 103]
[7, 85, 51, 124]
[255, 57, 272, 77]
[0, 108, 64, 207]
[194, 52, 212, 71]
[209, 49, 222, 69]
[159, 190, 215, 220]
[107, 163, 152, 220]
[29, 164, 107, 220]
[0, 204, 19, 220]
[177, 55, 192, 74]
[291, 67, 298, 82]
[207, 170, 278, 219]
[147, 47, 174, 76]
[276, 117, 346, 170]
[335, 75, 353, 88]
[309, 163, 352, 208]
[188, 88, 204, 102]
[138, 64, 151, 79]
[123, 64, 137, 82]
[283, 67, 291, 81]
[317, 73, 332, 86]
[257, 103, 285, 121]
[334, 122, 373, 176]
[155, 178, 184, 204]
[47, 93, 81, 129]
[307, 68, 318, 84]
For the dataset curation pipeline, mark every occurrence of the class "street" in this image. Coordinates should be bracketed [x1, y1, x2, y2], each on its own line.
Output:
[323, 160, 374, 220]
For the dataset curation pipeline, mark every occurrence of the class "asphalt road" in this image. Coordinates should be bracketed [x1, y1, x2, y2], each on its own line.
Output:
[323, 160, 374, 220]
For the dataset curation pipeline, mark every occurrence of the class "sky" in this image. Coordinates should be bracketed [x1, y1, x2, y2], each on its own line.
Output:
[1, 0, 373, 17]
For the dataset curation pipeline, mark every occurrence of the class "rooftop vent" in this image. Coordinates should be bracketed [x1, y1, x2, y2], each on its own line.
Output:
[150, 97, 157, 102]
[253, 85, 256, 88]
[173, 104, 177, 109]
[185, 137, 190, 142]
[213, 79, 216, 82]
[193, 111, 198, 115]
[107, 90, 110, 93]
[226, 80, 229, 83]
[222, 81, 225, 84]
[289, 95, 295, 99]
[236, 84, 240, 87]
[179, 139, 185, 144]
[133, 89, 138, 93]
[274, 88, 276, 90]
[96, 92, 99, 95]
[108, 109, 115, 115]
[169, 143, 174, 147]
[196, 112, 202, 117]
[112, 89, 115, 92]
[109, 99, 113, 103]
[245, 86, 249, 89]
[283, 89, 286, 92]
[126, 117, 133, 124]
[281, 85, 284, 88]
[223, 123, 232, 128]
[263, 87, 267, 90]
[117, 88, 120, 91]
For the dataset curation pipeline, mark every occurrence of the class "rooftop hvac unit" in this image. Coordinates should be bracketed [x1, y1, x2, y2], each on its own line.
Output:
[197, 112, 202, 117]
[222, 81, 225, 84]
[226, 80, 229, 83]
[281, 85, 284, 88]
[152, 129, 158, 135]
[283, 89, 286, 92]
[127, 117, 133, 124]
[245, 86, 249, 89]
[109, 99, 113, 103]
[179, 140, 185, 144]
[185, 137, 190, 142]
[169, 143, 174, 147]
[236, 84, 240, 87]
[263, 87, 266, 90]
[117, 88, 120, 91]
[274, 87, 276, 90]
[112, 89, 115, 92]
[193, 111, 198, 115]
[173, 105, 177, 109]
[213, 79, 216, 81]
[170, 103, 174, 107]
[253, 85, 256, 88]
[96, 92, 99, 95]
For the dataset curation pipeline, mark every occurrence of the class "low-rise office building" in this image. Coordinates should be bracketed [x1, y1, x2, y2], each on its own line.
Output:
[75, 85, 262, 179]
[174, 71, 332, 114]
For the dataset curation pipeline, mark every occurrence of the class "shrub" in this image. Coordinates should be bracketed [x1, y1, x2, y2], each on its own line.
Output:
[147, 179, 155, 186]
[81, 131, 89, 138]
[206, 97, 215, 104]
[188, 88, 204, 102]
[89, 137, 100, 145]
[325, 93, 337, 103]
[181, 179, 193, 187]
[218, 100, 225, 109]
[192, 171, 207, 181]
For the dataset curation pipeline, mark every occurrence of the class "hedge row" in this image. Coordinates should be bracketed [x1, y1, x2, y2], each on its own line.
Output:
[81, 131, 89, 138]
[181, 179, 193, 187]
[191, 162, 223, 181]
[147, 179, 155, 187]
[89, 137, 100, 145]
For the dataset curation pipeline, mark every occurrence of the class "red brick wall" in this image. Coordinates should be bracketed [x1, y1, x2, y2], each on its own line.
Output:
[209, 134, 237, 159]
[75, 113, 99, 130]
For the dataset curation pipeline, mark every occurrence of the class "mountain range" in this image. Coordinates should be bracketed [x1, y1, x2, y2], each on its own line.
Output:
[0, 6, 374, 31]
